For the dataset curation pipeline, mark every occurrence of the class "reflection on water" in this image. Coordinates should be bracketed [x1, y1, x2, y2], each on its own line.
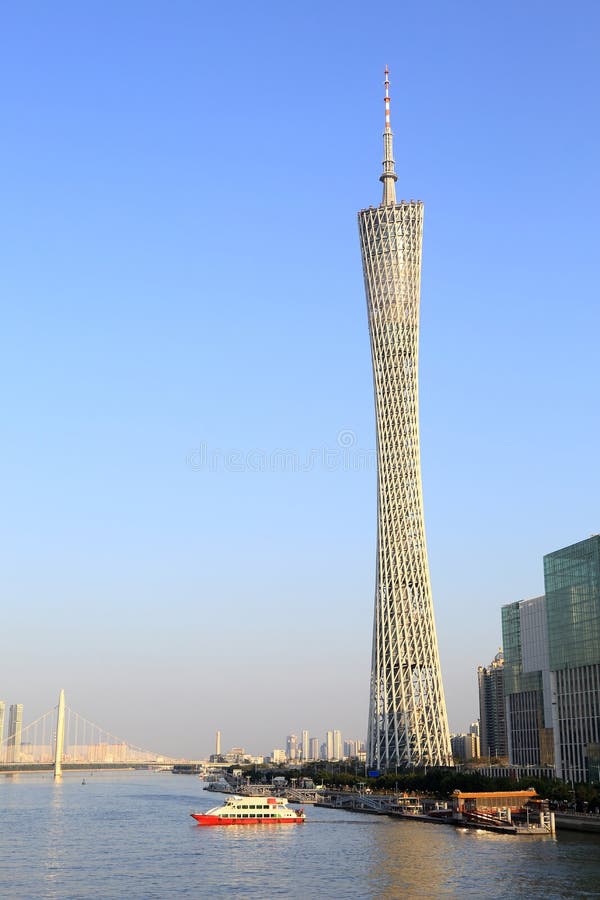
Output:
[369, 815, 600, 899]
[368, 819, 457, 897]
[44, 779, 65, 892]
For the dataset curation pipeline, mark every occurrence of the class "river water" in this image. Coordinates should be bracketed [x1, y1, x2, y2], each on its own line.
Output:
[1, 772, 599, 898]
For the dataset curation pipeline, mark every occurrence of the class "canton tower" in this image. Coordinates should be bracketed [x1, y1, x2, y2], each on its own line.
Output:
[359, 69, 452, 770]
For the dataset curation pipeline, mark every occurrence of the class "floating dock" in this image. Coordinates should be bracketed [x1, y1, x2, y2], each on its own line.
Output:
[315, 791, 557, 836]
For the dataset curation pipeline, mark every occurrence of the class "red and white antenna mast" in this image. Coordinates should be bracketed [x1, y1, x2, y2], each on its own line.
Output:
[380, 65, 398, 205]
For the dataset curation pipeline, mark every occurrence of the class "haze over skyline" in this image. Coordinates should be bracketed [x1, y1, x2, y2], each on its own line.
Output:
[2, 1, 599, 759]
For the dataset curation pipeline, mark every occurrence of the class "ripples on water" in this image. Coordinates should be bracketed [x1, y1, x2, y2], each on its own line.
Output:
[1, 773, 599, 899]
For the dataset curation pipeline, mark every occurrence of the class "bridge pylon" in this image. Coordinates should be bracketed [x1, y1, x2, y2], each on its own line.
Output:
[54, 689, 65, 779]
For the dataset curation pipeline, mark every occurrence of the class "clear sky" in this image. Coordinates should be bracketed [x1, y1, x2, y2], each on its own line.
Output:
[1, 0, 599, 760]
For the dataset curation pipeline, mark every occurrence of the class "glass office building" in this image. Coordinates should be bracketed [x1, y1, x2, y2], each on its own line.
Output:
[502, 535, 600, 781]
[502, 597, 554, 769]
[545, 536, 600, 782]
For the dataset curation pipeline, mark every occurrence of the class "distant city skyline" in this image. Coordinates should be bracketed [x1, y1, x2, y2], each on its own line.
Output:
[0, 696, 366, 763]
[2, 2, 599, 759]
[212, 726, 366, 764]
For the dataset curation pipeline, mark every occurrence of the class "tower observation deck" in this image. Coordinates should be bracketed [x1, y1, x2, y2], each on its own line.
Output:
[358, 68, 452, 770]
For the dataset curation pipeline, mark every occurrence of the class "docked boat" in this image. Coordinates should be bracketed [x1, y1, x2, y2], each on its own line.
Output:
[203, 779, 234, 794]
[191, 795, 305, 826]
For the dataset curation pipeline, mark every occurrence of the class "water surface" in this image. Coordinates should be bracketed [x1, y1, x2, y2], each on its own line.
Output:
[1, 772, 599, 898]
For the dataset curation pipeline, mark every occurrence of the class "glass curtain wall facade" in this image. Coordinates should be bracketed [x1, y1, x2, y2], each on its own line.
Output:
[545, 536, 600, 782]
[502, 596, 554, 769]
[360, 70, 452, 770]
[502, 536, 600, 781]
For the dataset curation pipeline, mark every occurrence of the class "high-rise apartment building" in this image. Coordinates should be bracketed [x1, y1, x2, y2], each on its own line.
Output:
[286, 734, 298, 761]
[477, 651, 508, 760]
[345, 739, 358, 758]
[333, 730, 343, 761]
[0, 701, 5, 763]
[502, 535, 600, 782]
[310, 737, 320, 761]
[359, 69, 452, 771]
[7, 703, 23, 763]
[450, 732, 480, 761]
[326, 730, 334, 761]
[301, 729, 310, 761]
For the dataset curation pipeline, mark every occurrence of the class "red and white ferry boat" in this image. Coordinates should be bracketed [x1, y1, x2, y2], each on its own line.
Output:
[191, 795, 305, 826]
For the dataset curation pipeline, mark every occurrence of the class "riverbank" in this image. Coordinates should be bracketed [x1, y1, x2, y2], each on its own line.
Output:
[316, 791, 600, 835]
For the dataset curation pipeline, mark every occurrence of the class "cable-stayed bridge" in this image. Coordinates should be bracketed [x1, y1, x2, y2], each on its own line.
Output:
[0, 690, 177, 776]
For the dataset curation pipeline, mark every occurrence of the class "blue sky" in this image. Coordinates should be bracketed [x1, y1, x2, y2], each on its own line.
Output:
[1, 0, 599, 759]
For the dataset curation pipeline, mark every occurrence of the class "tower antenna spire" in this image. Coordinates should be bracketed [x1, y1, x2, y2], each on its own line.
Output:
[380, 65, 398, 205]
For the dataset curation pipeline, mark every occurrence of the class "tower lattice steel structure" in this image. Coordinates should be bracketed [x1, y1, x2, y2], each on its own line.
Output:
[359, 69, 452, 770]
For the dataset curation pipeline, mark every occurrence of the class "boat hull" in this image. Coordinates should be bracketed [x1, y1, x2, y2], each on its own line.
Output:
[191, 813, 305, 826]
